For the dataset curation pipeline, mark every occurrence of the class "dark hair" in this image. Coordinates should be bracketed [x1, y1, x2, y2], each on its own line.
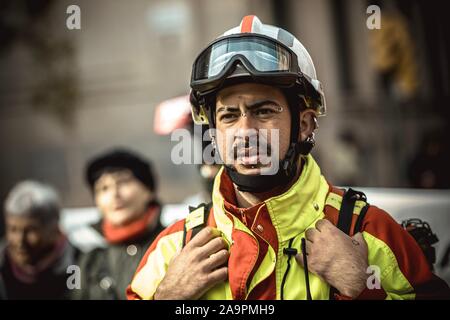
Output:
[85, 149, 157, 193]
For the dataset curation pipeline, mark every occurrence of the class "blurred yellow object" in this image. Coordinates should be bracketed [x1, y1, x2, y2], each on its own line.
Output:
[369, 12, 419, 99]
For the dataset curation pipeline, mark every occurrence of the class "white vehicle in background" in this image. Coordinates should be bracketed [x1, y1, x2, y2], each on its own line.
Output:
[61, 188, 450, 285]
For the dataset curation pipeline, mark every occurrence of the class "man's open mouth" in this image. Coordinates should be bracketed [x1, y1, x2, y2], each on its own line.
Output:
[235, 147, 273, 168]
[235, 147, 257, 163]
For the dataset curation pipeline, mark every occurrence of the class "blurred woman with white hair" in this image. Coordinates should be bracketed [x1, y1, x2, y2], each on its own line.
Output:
[0, 180, 79, 299]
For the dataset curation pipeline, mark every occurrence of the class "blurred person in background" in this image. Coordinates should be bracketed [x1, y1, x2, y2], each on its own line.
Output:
[408, 128, 450, 189]
[333, 130, 366, 187]
[73, 149, 163, 299]
[0, 180, 79, 299]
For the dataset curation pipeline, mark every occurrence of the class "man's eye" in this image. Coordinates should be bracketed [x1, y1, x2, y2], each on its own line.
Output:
[220, 113, 239, 122]
[255, 108, 276, 116]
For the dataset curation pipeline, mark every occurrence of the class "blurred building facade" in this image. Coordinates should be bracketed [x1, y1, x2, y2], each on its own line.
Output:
[0, 0, 449, 225]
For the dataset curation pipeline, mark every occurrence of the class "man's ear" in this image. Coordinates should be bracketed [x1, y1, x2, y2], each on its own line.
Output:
[299, 109, 317, 141]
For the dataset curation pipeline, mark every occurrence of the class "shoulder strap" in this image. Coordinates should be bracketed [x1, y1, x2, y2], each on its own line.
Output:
[182, 202, 212, 247]
[336, 188, 368, 235]
[354, 203, 370, 234]
[330, 188, 369, 300]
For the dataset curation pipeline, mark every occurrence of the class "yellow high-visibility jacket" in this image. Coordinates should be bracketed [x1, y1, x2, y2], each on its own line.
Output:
[127, 155, 449, 300]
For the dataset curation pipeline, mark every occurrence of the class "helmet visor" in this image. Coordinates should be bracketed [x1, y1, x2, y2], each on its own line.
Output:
[192, 34, 297, 89]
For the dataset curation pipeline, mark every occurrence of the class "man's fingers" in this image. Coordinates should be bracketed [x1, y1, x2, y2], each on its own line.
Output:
[315, 219, 332, 232]
[187, 227, 221, 248]
[199, 236, 227, 259]
[352, 232, 364, 243]
[305, 228, 320, 243]
[295, 250, 304, 267]
[204, 249, 229, 271]
[295, 239, 311, 267]
[207, 266, 228, 285]
[352, 232, 368, 254]
[169, 249, 181, 264]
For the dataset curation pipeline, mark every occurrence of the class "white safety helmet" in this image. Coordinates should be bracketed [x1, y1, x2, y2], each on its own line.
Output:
[190, 15, 326, 125]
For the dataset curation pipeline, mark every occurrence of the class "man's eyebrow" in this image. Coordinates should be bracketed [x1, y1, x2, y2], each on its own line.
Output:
[217, 100, 279, 113]
[216, 106, 239, 113]
[246, 99, 278, 110]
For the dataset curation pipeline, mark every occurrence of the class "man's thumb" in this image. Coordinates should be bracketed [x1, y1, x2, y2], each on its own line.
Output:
[352, 232, 368, 253]
[295, 251, 304, 267]
[169, 248, 182, 264]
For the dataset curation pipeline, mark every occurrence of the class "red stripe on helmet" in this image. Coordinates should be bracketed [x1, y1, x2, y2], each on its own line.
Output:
[240, 15, 255, 33]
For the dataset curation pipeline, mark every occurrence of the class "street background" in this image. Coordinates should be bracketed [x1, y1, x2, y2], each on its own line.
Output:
[1, 0, 449, 267]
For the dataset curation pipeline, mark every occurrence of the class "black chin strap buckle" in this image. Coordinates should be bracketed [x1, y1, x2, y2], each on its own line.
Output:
[282, 143, 298, 176]
[297, 135, 315, 156]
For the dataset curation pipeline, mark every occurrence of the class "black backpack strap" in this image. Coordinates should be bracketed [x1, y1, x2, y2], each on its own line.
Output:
[353, 203, 370, 234]
[336, 188, 367, 235]
[330, 188, 368, 299]
[182, 202, 212, 247]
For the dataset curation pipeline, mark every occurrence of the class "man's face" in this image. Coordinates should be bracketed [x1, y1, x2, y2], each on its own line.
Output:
[215, 82, 291, 176]
[5, 215, 59, 267]
[94, 169, 153, 226]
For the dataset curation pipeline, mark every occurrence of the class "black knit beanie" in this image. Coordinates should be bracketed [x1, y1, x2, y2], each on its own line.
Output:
[85, 149, 157, 192]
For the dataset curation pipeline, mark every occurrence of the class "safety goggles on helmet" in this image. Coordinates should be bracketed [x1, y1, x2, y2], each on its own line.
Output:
[191, 33, 302, 95]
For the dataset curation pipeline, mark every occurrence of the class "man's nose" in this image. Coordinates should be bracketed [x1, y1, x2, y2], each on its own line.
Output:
[234, 128, 259, 149]
[237, 111, 257, 131]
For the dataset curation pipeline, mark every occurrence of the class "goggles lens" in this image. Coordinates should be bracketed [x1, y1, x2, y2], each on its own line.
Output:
[193, 35, 293, 81]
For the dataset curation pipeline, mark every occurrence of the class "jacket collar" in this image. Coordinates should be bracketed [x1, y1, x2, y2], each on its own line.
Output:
[212, 154, 329, 242]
